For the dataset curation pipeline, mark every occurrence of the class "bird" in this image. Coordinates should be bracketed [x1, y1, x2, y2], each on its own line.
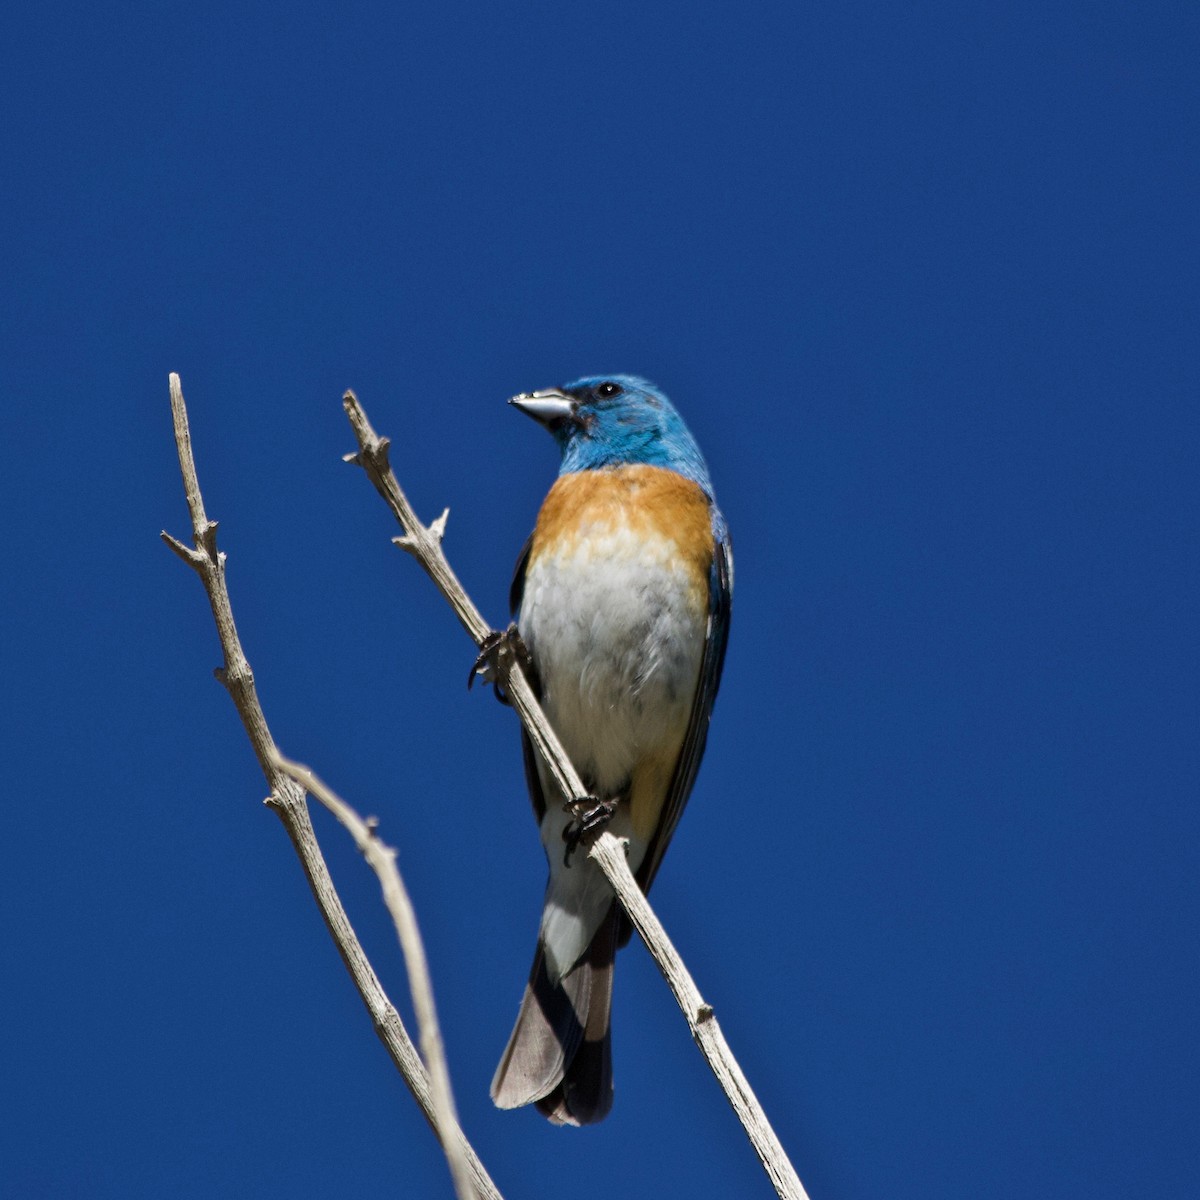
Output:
[490, 374, 732, 1125]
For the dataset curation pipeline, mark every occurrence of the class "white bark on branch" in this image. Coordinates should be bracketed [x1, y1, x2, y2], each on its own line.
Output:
[271, 753, 474, 1200]
[587, 835, 809, 1199]
[341, 396, 590, 806]
[162, 373, 498, 1200]
[343, 389, 811, 1200]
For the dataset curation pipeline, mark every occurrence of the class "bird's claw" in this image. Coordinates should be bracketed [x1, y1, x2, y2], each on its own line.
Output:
[469, 623, 531, 705]
[561, 796, 617, 867]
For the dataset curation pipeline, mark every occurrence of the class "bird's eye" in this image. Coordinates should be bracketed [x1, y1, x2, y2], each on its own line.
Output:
[596, 382, 623, 399]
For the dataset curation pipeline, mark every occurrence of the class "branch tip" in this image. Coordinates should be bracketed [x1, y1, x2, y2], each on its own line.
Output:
[199, 520, 220, 556]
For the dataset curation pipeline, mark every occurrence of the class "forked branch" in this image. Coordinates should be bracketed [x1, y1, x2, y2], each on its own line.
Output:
[163, 374, 497, 1200]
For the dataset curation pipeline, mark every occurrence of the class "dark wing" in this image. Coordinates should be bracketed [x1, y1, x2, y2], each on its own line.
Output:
[520, 727, 547, 825]
[509, 532, 533, 620]
[634, 530, 733, 896]
[510, 533, 548, 824]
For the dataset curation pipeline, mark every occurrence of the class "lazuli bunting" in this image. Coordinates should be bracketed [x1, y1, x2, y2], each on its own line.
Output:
[490, 375, 732, 1125]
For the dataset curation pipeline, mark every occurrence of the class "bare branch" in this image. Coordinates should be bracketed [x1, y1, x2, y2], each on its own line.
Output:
[343, 389, 589, 807]
[272, 753, 474, 1200]
[342, 391, 489, 646]
[163, 374, 500, 1200]
[589, 834, 810, 1199]
[344, 389, 811, 1200]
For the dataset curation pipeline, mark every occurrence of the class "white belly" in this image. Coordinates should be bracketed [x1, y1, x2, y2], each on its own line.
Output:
[519, 525, 707, 798]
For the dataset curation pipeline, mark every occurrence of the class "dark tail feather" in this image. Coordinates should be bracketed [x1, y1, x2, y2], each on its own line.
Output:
[491, 907, 617, 1126]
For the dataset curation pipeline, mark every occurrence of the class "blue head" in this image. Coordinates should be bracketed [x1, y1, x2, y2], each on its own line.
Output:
[509, 374, 713, 492]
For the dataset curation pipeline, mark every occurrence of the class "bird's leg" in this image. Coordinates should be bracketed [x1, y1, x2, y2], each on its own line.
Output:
[561, 795, 618, 867]
[468, 622, 532, 705]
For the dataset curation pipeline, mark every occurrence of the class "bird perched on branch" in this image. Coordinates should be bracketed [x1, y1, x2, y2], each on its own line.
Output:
[490, 375, 732, 1125]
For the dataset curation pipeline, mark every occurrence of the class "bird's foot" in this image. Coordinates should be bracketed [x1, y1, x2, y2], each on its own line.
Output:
[468, 623, 531, 705]
[561, 796, 617, 867]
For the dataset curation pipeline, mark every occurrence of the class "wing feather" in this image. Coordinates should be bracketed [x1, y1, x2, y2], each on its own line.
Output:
[510, 533, 547, 824]
[634, 529, 733, 896]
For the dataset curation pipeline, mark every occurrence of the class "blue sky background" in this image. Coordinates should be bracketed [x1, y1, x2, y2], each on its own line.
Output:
[2, 2, 1196, 1197]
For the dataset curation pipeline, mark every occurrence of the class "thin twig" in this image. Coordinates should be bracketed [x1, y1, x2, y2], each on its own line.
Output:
[272, 752, 474, 1200]
[343, 388, 810, 1200]
[163, 373, 499, 1200]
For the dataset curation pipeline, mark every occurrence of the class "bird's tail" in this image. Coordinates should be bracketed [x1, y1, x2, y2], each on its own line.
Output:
[490, 905, 618, 1126]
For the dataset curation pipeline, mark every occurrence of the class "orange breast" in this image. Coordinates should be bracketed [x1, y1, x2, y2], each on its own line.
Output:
[531, 464, 715, 588]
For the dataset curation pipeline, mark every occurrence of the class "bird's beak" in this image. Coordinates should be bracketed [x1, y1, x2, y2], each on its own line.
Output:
[509, 388, 576, 427]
